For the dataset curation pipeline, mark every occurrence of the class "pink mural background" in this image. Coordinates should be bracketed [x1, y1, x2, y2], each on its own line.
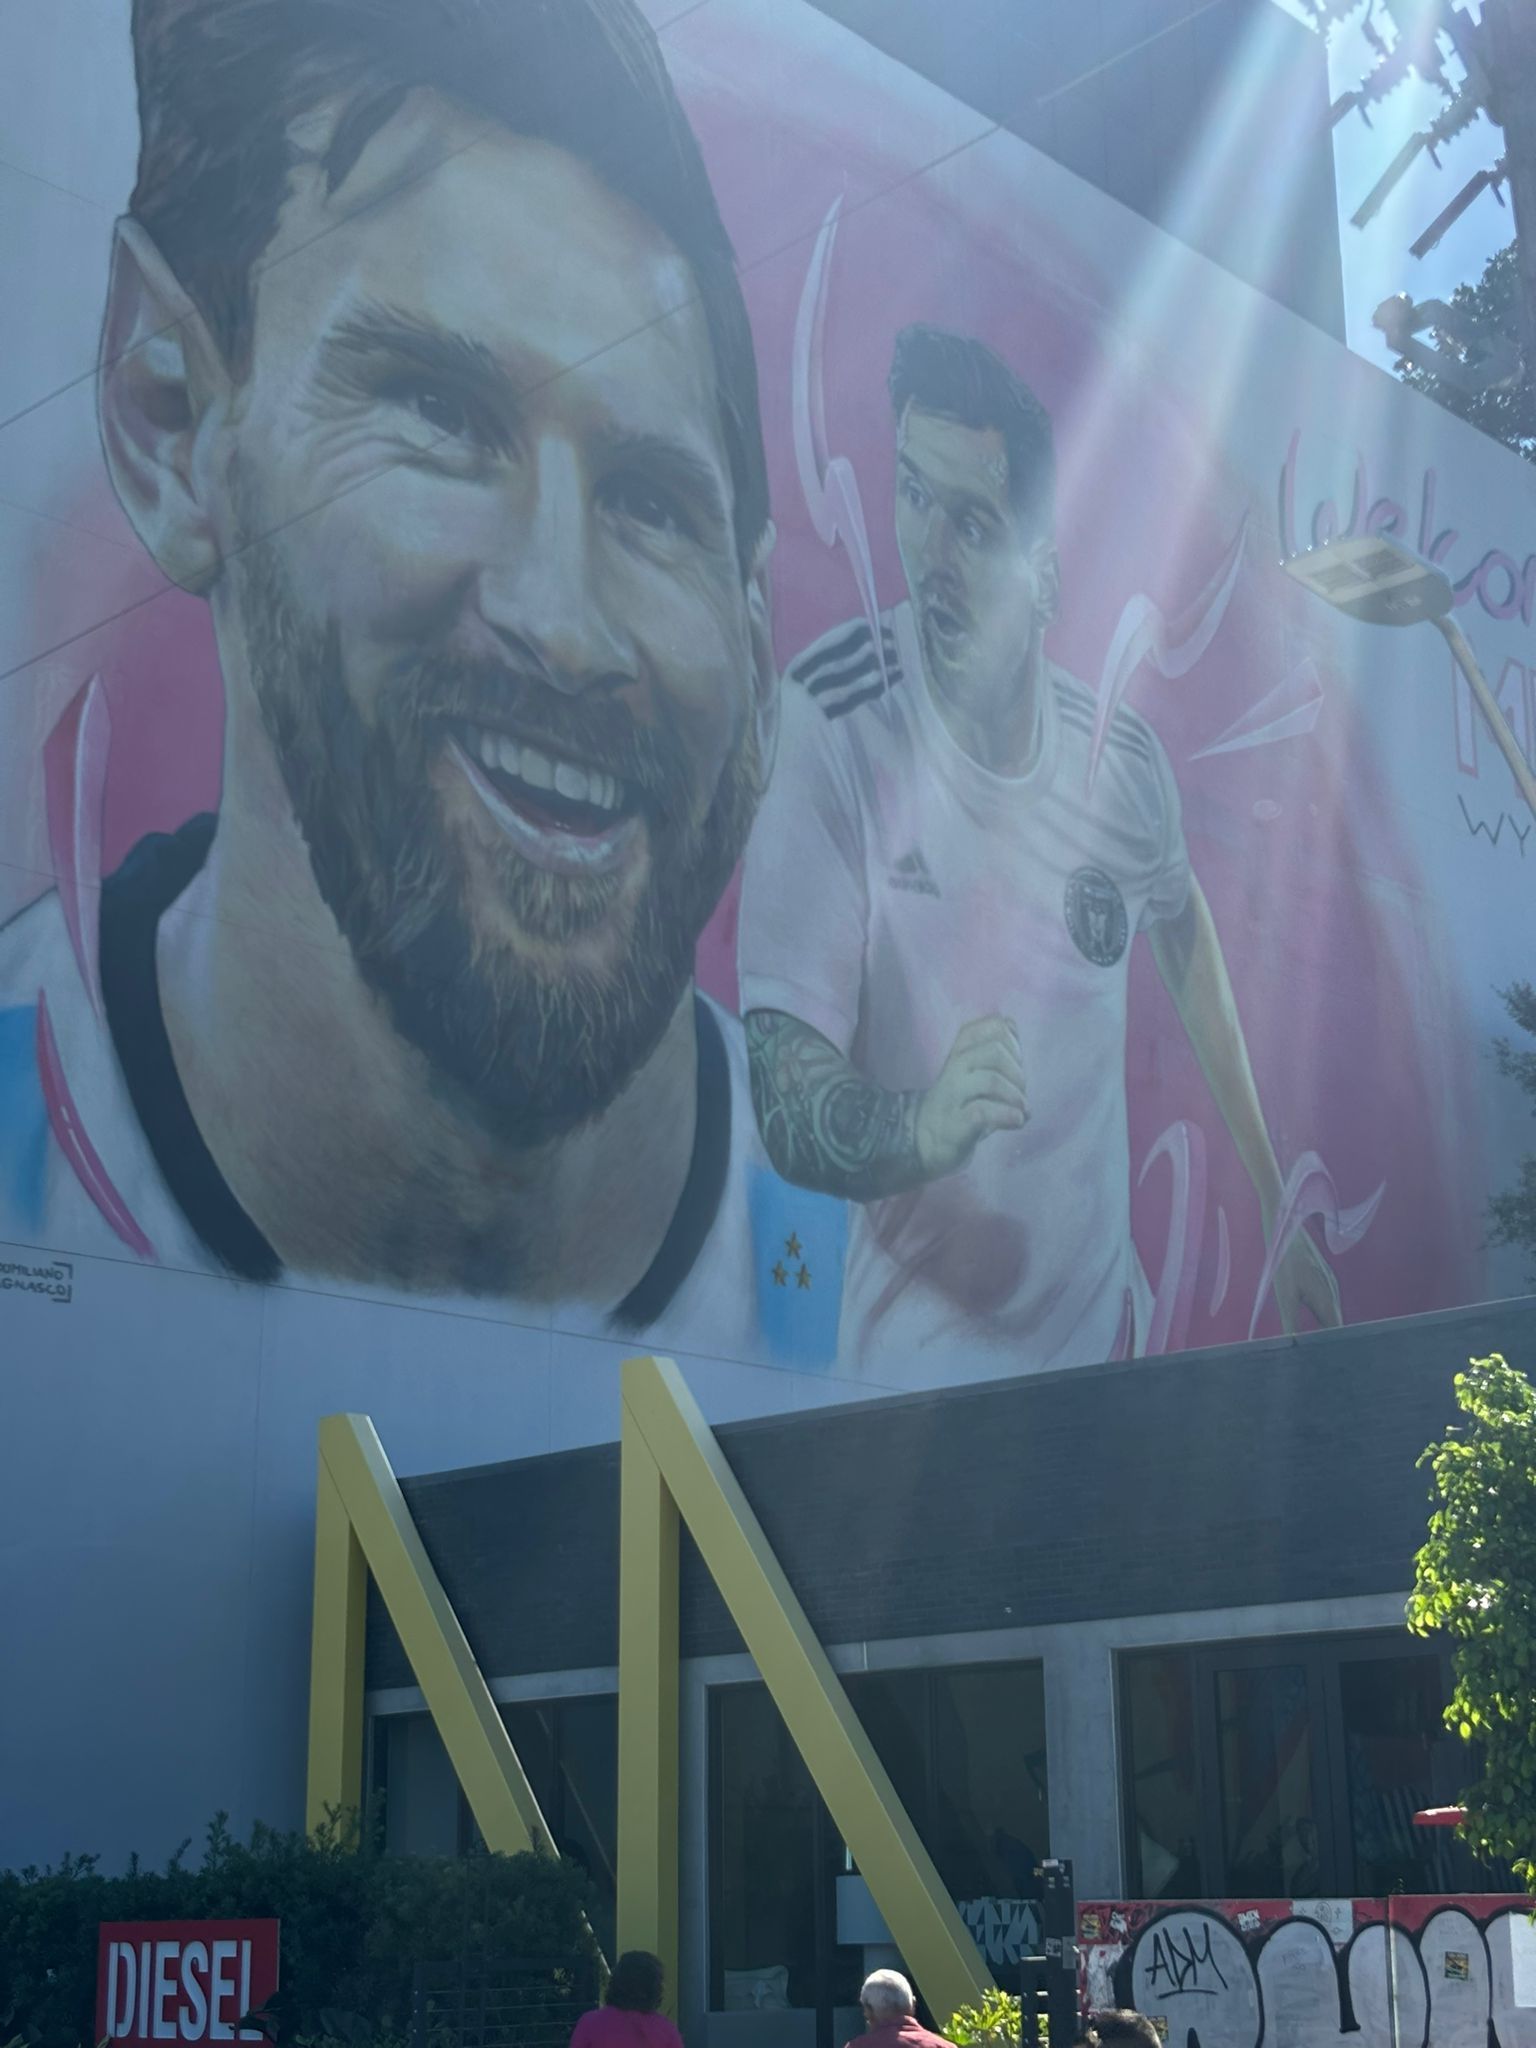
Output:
[6, 0, 1511, 1363]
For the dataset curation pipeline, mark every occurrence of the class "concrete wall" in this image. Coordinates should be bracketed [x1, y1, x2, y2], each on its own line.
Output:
[806, 0, 1347, 337]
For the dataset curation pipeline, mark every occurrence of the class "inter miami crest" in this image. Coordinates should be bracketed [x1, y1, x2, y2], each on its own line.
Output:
[1064, 865, 1128, 966]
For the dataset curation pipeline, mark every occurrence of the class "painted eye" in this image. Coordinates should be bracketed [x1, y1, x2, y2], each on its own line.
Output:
[406, 384, 478, 443]
[608, 475, 689, 540]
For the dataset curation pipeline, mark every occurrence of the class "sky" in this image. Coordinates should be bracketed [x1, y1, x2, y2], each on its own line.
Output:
[1268, 0, 1508, 365]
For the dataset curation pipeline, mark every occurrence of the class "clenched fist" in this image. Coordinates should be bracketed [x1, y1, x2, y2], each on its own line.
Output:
[914, 1015, 1028, 1178]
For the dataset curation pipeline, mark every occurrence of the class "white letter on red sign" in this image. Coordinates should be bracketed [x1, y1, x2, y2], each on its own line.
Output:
[237, 1941, 261, 2041]
[107, 1943, 137, 2039]
[153, 1942, 179, 2039]
[180, 1943, 209, 2041]
[209, 1941, 237, 2041]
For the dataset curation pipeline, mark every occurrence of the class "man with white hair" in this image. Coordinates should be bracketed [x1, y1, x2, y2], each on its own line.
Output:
[852, 1970, 957, 2048]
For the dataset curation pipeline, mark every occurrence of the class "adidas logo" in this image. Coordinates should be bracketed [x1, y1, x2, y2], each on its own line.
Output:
[890, 848, 940, 896]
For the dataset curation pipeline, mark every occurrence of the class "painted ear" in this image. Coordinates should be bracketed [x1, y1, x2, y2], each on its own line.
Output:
[97, 217, 229, 593]
[745, 520, 780, 787]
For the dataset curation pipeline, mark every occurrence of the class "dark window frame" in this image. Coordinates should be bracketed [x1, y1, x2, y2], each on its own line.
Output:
[1116, 1630, 1497, 1900]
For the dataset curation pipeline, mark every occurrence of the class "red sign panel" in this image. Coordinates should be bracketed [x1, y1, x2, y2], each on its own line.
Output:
[97, 1921, 279, 2047]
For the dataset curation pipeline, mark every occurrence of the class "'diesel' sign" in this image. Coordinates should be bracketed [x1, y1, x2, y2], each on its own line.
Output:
[97, 1921, 279, 2046]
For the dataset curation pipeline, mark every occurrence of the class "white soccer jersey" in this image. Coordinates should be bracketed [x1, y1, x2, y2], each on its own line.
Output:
[738, 598, 1192, 1383]
[0, 819, 780, 1363]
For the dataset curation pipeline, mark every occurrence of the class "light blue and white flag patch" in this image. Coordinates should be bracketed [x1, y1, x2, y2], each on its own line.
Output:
[747, 1164, 847, 1368]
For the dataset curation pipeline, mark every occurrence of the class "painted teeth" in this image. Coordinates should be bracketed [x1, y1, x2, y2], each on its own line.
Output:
[471, 728, 623, 812]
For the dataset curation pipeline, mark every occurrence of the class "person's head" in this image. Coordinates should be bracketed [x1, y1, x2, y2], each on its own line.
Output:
[1078, 2010, 1161, 2048]
[888, 325, 1058, 718]
[860, 1970, 916, 2028]
[102, 0, 775, 1146]
[605, 1951, 665, 2014]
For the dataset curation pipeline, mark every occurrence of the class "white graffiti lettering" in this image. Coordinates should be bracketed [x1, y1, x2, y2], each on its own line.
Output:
[1099, 1901, 1536, 2048]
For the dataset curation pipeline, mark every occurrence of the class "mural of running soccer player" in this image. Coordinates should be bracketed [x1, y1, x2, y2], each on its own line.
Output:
[0, 0, 783, 1342]
[738, 325, 1343, 1377]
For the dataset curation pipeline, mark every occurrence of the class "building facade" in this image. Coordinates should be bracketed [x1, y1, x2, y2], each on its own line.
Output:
[805, 0, 1347, 338]
[3, 1, 1535, 2028]
[363, 1297, 1531, 2045]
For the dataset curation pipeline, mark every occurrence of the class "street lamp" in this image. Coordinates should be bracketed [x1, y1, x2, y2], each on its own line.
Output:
[1284, 532, 1536, 818]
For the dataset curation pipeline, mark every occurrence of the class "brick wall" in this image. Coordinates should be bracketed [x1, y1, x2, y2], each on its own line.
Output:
[366, 1294, 1536, 1689]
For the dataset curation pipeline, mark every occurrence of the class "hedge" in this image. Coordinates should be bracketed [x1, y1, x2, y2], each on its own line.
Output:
[0, 1815, 601, 2048]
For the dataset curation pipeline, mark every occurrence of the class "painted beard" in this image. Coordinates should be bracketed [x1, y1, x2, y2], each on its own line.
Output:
[237, 539, 760, 1147]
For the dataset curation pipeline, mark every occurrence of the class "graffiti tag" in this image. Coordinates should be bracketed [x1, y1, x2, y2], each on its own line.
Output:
[1147, 1922, 1232, 1998]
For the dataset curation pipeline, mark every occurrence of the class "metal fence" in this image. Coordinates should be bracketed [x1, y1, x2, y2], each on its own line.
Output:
[409, 1957, 599, 2048]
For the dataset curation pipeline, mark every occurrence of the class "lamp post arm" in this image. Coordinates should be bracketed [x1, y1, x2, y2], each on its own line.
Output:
[1433, 612, 1536, 819]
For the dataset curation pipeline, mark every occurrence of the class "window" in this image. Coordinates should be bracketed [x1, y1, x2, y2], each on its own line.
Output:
[370, 1711, 462, 1858]
[712, 1682, 819, 2014]
[1119, 1634, 1500, 1898]
[842, 1666, 1050, 1907]
[1340, 1652, 1465, 1895]
[931, 1666, 1050, 1901]
[501, 1696, 619, 1958]
[1214, 1660, 1321, 1896]
[371, 1694, 618, 1953]
[709, 1661, 1048, 2048]
[1121, 1646, 1202, 1897]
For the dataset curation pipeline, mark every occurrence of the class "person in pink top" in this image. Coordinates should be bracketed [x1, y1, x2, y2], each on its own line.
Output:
[844, 1969, 957, 2048]
[570, 1952, 684, 2048]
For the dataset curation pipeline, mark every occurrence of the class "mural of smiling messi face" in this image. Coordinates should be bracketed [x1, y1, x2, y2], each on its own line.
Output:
[225, 119, 768, 1145]
[102, 0, 773, 1149]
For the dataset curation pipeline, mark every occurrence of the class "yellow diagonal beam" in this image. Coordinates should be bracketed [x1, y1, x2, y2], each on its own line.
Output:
[306, 1457, 367, 1833]
[620, 1356, 992, 2025]
[306, 1412, 554, 1859]
[616, 1396, 680, 2011]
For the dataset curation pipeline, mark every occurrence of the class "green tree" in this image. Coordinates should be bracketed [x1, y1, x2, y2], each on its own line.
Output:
[1489, 983, 1536, 1274]
[1408, 1352, 1536, 1889]
[1397, 247, 1536, 465]
[1301, 3, 1536, 462]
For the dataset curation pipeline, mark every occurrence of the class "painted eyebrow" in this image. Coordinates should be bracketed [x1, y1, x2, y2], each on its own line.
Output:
[899, 453, 1004, 530]
[317, 303, 733, 536]
[317, 300, 523, 422]
[600, 427, 733, 538]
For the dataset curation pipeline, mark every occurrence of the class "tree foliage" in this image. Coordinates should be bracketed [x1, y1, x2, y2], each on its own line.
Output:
[1294, 7, 1535, 463]
[1408, 1353, 1536, 1890]
[0, 1814, 600, 2048]
[1488, 982, 1536, 1278]
[1397, 246, 1536, 465]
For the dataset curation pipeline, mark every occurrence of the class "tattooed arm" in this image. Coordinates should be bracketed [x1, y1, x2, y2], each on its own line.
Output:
[745, 1009, 1028, 1202]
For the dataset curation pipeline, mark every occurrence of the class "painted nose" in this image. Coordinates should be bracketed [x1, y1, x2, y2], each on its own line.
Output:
[477, 438, 633, 693]
[920, 505, 960, 577]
